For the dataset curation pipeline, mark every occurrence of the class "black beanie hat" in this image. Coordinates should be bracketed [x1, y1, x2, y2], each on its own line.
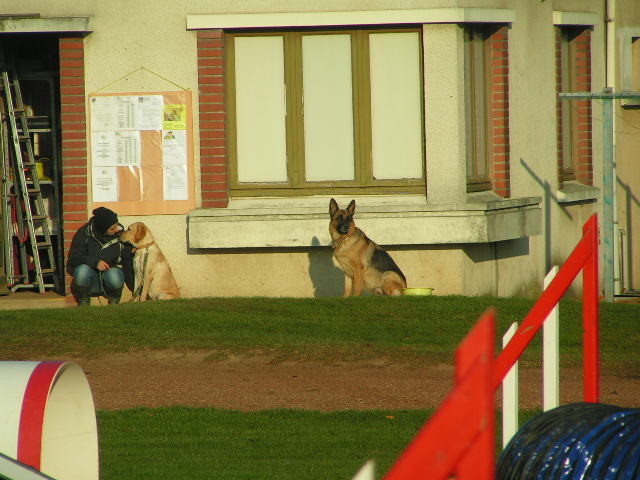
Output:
[92, 207, 118, 234]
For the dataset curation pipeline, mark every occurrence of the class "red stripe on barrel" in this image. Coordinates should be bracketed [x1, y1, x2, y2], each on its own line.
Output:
[17, 362, 64, 470]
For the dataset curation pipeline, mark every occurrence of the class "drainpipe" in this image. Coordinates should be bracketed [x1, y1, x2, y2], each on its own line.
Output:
[605, 0, 620, 296]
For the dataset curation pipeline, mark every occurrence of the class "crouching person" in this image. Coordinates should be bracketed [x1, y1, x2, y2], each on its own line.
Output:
[66, 207, 134, 306]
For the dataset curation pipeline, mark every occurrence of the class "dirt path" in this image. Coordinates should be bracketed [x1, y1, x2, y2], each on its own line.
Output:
[56, 350, 640, 411]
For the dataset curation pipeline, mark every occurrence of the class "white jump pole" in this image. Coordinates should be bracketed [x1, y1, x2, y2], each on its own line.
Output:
[0, 361, 99, 480]
[0, 452, 56, 480]
[351, 460, 375, 480]
[543, 266, 560, 411]
[502, 322, 519, 448]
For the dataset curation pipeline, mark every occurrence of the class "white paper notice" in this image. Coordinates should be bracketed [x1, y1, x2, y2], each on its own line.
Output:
[116, 96, 137, 130]
[115, 131, 141, 166]
[92, 132, 140, 166]
[92, 167, 118, 202]
[162, 130, 187, 165]
[92, 132, 118, 166]
[135, 95, 164, 130]
[91, 96, 118, 131]
[163, 164, 187, 200]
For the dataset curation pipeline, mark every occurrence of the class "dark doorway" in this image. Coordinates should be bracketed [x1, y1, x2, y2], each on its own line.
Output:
[0, 34, 63, 293]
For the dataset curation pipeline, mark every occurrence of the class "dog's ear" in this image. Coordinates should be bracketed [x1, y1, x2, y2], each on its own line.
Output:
[346, 199, 356, 216]
[329, 198, 339, 216]
[134, 223, 146, 244]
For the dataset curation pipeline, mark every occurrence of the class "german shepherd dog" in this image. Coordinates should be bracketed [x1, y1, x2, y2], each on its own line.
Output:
[329, 198, 407, 296]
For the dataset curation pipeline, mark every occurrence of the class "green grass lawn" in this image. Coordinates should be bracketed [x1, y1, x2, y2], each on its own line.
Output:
[1, 295, 638, 370]
[97, 407, 542, 480]
[1, 295, 637, 478]
[97, 408, 429, 480]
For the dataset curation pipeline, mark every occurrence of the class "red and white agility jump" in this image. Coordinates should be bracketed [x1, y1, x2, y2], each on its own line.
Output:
[0, 361, 98, 480]
[374, 213, 599, 479]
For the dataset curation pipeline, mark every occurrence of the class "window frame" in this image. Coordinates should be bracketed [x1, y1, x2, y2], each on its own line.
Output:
[225, 26, 426, 197]
[632, 37, 640, 91]
[557, 26, 581, 183]
[464, 24, 494, 193]
[620, 30, 640, 107]
[555, 25, 593, 187]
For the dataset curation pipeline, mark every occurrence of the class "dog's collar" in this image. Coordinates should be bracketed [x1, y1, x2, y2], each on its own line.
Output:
[132, 241, 155, 253]
[333, 232, 353, 249]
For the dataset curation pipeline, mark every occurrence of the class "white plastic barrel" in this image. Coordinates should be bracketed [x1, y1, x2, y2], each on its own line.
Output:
[0, 361, 98, 480]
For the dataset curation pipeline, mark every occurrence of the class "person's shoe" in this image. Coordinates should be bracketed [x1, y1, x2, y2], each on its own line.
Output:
[77, 297, 91, 307]
[105, 287, 123, 305]
[107, 295, 121, 305]
[72, 284, 92, 306]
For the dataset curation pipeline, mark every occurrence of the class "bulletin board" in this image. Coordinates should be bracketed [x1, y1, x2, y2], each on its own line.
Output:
[88, 90, 195, 215]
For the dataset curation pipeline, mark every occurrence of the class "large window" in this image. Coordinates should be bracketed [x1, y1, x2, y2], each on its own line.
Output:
[556, 26, 592, 186]
[226, 28, 425, 196]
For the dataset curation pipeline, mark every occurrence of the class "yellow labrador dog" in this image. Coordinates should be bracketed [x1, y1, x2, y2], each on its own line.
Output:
[119, 222, 180, 301]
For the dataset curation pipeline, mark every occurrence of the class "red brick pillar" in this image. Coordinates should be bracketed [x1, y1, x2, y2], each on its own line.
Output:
[197, 29, 228, 208]
[59, 36, 88, 301]
[490, 26, 510, 198]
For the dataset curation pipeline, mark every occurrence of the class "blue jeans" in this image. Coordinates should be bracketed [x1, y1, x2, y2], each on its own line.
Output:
[72, 264, 125, 298]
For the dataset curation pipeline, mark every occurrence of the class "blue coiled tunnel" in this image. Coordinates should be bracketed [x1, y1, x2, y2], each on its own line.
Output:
[497, 402, 640, 479]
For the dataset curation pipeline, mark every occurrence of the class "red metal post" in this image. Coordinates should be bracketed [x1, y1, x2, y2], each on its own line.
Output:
[582, 215, 600, 402]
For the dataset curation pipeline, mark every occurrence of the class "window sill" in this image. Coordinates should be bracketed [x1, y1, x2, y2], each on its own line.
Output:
[557, 183, 599, 204]
[621, 98, 640, 109]
[188, 195, 542, 249]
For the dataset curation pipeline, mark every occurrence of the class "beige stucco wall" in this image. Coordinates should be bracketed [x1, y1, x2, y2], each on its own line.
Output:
[112, 208, 464, 297]
[614, 0, 640, 293]
[127, 245, 464, 299]
[507, 0, 558, 296]
[424, 23, 467, 205]
[2, 0, 624, 299]
[616, 109, 640, 292]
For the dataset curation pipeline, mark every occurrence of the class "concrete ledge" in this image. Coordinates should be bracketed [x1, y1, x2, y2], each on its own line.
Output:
[552, 11, 599, 26]
[188, 196, 542, 248]
[186, 8, 515, 30]
[557, 183, 599, 204]
[0, 16, 92, 33]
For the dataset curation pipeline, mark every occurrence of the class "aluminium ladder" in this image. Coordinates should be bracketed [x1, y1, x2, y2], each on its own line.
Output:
[0, 65, 58, 293]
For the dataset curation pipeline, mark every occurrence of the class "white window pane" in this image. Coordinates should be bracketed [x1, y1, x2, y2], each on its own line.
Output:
[302, 34, 355, 181]
[234, 36, 287, 183]
[369, 32, 423, 180]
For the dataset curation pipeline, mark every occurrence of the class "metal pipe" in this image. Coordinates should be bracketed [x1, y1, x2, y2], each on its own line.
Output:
[603, 94, 614, 302]
[606, 0, 621, 296]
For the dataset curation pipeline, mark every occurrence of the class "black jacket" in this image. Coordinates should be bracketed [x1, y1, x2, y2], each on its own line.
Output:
[66, 219, 134, 291]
